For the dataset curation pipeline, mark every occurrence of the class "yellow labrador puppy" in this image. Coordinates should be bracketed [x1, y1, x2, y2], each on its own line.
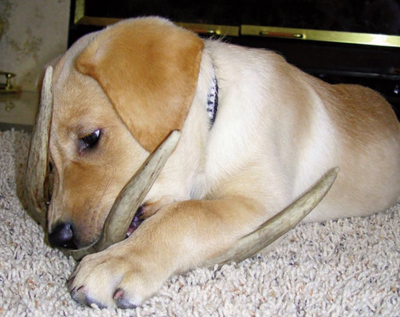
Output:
[44, 17, 400, 308]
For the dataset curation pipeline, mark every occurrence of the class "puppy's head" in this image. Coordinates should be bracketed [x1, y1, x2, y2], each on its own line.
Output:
[46, 17, 203, 249]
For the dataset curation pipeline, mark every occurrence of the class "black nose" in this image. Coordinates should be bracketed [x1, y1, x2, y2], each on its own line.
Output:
[48, 222, 78, 249]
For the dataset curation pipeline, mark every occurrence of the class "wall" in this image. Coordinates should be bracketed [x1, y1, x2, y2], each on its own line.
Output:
[0, 0, 70, 129]
[0, 0, 71, 92]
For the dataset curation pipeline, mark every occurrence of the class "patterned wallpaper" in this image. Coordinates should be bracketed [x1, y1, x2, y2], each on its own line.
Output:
[0, 0, 71, 92]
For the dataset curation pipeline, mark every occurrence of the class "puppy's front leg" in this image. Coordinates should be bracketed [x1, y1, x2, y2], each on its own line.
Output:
[68, 197, 263, 309]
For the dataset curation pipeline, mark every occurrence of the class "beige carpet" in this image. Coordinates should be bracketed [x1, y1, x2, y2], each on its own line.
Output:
[1, 129, 399, 317]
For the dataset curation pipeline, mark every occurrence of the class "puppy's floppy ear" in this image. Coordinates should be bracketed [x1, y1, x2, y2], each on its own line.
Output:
[75, 18, 204, 152]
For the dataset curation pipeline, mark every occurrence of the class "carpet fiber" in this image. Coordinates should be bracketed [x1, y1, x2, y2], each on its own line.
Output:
[1, 129, 399, 317]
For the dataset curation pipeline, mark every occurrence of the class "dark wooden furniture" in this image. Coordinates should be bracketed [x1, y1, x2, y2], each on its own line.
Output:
[68, 0, 400, 117]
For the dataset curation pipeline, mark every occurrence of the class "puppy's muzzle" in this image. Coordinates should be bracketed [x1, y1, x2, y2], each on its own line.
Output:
[25, 66, 339, 263]
[47, 206, 143, 249]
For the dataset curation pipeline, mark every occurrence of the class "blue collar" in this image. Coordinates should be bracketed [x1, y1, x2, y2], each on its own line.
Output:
[206, 75, 218, 126]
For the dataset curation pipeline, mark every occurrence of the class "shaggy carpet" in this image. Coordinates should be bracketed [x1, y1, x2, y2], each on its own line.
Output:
[0, 129, 399, 317]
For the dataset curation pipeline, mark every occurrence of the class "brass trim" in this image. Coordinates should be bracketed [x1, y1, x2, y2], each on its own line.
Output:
[0, 72, 19, 94]
[73, 0, 400, 47]
[74, 0, 85, 24]
[74, 0, 120, 26]
[75, 16, 239, 37]
[241, 25, 400, 48]
[176, 22, 239, 37]
[73, 0, 238, 36]
[75, 16, 121, 27]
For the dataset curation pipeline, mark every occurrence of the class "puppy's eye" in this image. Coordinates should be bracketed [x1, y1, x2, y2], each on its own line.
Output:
[79, 129, 101, 150]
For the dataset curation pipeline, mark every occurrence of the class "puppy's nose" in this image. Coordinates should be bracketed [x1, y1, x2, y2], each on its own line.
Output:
[48, 222, 78, 249]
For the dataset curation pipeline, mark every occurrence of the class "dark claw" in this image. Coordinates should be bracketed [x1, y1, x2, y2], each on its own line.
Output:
[67, 276, 75, 287]
[85, 295, 107, 309]
[70, 285, 108, 308]
[71, 285, 87, 306]
[116, 297, 137, 309]
[114, 288, 137, 309]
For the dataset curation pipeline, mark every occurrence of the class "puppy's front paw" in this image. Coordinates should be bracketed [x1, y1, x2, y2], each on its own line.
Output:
[68, 248, 161, 309]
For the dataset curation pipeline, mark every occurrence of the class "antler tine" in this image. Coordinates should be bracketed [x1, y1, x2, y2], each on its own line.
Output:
[212, 167, 339, 266]
[25, 66, 54, 228]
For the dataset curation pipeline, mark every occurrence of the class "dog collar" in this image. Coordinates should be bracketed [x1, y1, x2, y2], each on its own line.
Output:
[206, 74, 218, 126]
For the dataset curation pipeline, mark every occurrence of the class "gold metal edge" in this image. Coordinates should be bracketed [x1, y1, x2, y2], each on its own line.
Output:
[74, 0, 120, 26]
[73, 0, 399, 47]
[241, 25, 400, 48]
[74, 17, 239, 37]
[74, 0, 85, 24]
[76, 16, 122, 27]
[73, 1, 238, 36]
[176, 22, 239, 37]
